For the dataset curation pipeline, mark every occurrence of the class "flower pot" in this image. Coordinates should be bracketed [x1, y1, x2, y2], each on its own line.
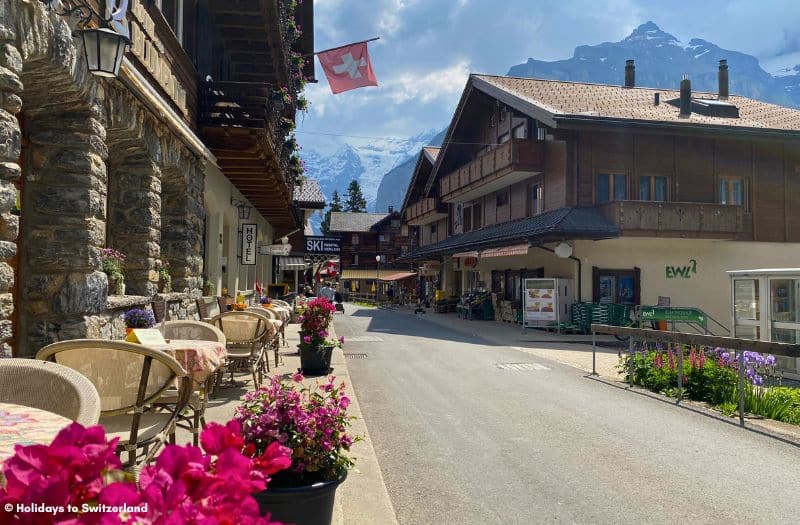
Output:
[253, 471, 346, 525]
[299, 343, 334, 375]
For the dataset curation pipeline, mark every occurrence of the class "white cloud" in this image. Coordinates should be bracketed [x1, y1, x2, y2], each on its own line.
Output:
[387, 60, 471, 104]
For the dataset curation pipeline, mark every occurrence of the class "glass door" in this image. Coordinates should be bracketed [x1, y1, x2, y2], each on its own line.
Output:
[733, 278, 761, 340]
[770, 278, 799, 343]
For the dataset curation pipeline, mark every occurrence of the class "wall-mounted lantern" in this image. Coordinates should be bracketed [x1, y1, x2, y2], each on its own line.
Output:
[40, 0, 131, 78]
[231, 198, 252, 220]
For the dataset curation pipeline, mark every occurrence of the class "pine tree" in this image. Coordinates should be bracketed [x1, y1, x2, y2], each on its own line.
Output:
[321, 190, 343, 235]
[344, 180, 367, 213]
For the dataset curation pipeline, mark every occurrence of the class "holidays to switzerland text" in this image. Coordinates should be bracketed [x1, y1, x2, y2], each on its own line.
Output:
[5, 503, 149, 515]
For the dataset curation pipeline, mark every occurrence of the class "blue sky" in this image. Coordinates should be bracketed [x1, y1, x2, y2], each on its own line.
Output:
[297, 0, 800, 153]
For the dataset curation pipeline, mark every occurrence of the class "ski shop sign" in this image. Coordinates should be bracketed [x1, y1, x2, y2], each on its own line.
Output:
[305, 236, 341, 255]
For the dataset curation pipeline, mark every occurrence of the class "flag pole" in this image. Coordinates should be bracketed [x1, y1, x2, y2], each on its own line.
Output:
[303, 37, 380, 59]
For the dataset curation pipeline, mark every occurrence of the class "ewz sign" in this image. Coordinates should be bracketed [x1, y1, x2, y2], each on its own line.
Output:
[305, 236, 341, 255]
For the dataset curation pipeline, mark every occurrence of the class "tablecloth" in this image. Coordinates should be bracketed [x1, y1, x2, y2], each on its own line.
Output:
[152, 339, 228, 385]
[0, 402, 72, 463]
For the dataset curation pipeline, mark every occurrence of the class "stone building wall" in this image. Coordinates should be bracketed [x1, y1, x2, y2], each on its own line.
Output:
[0, 1, 206, 357]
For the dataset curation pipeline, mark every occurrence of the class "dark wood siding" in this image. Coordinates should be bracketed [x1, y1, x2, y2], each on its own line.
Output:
[753, 142, 785, 242]
[544, 141, 567, 211]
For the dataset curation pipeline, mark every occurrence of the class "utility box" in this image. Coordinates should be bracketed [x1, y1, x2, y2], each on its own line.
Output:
[522, 278, 575, 331]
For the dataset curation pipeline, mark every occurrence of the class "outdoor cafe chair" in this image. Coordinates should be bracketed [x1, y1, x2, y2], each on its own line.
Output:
[196, 298, 212, 322]
[271, 299, 291, 309]
[246, 307, 283, 369]
[209, 311, 269, 388]
[0, 358, 101, 426]
[36, 340, 191, 469]
[157, 320, 227, 445]
[151, 300, 168, 324]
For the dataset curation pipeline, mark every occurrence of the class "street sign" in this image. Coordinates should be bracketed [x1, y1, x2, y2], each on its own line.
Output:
[240, 223, 257, 265]
[639, 306, 706, 327]
[259, 244, 292, 256]
[305, 236, 341, 255]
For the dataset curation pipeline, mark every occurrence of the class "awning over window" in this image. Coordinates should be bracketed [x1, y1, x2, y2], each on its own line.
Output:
[452, 251, 479, 258]
[379, 271, 417, 282]
[279, 256, 307, 270]
[342, 269, 405, 280]
[480, 244, 530, 258]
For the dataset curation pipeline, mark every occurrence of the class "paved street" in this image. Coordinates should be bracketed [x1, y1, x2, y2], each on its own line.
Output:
[336, 304, 800, 525]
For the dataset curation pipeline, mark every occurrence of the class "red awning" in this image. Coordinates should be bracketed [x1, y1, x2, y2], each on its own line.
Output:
[480, 244, 529, 258]
[452, 251, 479, 258]
[379, 271, 418, 282]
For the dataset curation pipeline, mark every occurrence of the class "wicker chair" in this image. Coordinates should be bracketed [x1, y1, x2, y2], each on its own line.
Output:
[151, 301, 168, 324]
[36, 340, 191, 469]
[209, 311, 269, 388]
[0, 358, 101, 426]
[216, 296, 229, 313]
[245, 308, 282, 369]
[159, 320, 226, 445]
[195, 298, 211, 322]
[271, 299, 291, 309]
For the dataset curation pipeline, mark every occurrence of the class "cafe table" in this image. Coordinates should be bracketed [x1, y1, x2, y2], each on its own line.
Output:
[150, 339, 228, 386]
[0, 402, 73, 463]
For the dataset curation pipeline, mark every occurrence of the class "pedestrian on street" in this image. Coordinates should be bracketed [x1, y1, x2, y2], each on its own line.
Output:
[320, 281, 335, 301]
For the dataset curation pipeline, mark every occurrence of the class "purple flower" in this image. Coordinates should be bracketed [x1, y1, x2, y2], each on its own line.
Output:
[339, 336, 345, 345]
[303, 335, 312, 344]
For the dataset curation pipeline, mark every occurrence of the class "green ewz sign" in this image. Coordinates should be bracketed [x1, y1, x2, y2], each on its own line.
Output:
[666, 259, 698, 278]
[639, 306, 707, 327]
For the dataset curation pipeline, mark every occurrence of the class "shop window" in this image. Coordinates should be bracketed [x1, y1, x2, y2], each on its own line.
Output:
[596, 173, 628, 204]
[496, 190, 509, 207]
[528, 183, 543, 216]
[719, 176, 748, 209]
[352, 233, 359, 245]
[639, 176, 668, 202]
[592, 267, 640, 306]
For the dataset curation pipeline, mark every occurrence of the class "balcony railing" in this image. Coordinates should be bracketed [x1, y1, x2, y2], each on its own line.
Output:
[595, 201, 752, 239]
[404, 198, 447, 224]
[439, 139, 544, 201]
[199, 81, 281, 130]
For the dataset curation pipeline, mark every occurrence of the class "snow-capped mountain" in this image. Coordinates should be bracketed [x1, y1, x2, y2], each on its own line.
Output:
[302, 129, 439, 232]
[507, 21, 799, 108]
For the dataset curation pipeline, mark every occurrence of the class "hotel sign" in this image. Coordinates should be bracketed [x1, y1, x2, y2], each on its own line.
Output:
[305, 236, 341, 255]
[241, 224, 257, 265]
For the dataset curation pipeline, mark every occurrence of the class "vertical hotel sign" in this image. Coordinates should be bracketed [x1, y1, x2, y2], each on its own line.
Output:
[241, 224, 257, 265]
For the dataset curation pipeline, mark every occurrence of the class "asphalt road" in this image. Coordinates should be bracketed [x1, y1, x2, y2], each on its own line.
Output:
[335, 305, 800, 525]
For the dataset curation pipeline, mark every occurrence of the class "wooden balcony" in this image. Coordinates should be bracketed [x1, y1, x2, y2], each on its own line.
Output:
[595, 201, 753, 240]
[439, 139, 544, 203]
[404, 198, 447, 226]
[199, 80, 298, 231]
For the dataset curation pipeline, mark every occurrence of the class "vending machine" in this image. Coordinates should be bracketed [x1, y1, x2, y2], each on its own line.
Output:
[522, 278, 575, 332]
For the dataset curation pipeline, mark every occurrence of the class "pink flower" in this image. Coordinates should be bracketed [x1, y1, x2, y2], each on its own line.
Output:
[292, 372, 304, 382]
[200, 420, 244, 456]
[339, 336, 345, 345]
[303, 335, 312, 344]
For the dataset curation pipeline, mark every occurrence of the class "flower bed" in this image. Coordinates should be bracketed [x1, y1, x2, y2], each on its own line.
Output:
[618, 344, 800, 424]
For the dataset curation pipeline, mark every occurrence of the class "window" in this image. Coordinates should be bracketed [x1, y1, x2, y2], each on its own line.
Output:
[352, 234, 359, 245]
[719, 176, 747, 208]
[596, 173, 628, 203]
[379, 234, 386, 242]
[528, 183, 543, 216]
[593, 267, 640, 306]
[639, 176, 668, 202]
[496, 190, 509, 207]
[513, 125, 526, 139]
[536, 126, 547, 141]
[353, 254, 359, 266]
[463, 205, 472, 232]
[430, 223, 437, 235]
[472, 203, 482, 229]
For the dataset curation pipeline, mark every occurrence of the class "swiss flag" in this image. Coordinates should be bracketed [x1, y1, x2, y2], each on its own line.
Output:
[318, 42, 378, 94]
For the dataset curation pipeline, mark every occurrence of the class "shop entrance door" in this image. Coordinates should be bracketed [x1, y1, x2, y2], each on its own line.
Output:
[592, 267, 640, 306]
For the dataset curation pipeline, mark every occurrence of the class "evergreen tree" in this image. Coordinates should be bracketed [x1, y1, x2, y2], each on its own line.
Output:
[321, 190, 343, 235]
[344, 180, 367, 212]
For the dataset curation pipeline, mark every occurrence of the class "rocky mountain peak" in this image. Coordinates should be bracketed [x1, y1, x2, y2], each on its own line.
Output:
[622, 21, 681, 46]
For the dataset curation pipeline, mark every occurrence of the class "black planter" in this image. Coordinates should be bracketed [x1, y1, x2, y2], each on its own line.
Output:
[299, 343, 334, 375]
[253, 471, 347, 525]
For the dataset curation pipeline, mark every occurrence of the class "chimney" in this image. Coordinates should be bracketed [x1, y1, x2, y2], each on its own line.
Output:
[679, 75, 691, 117]
[718, 59, 729, 100]
[654, 93, 660, 106]
[624, 59, 635, 88]
[388, 206, 394, 214]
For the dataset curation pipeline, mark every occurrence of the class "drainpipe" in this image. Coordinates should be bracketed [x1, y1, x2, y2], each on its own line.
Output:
[535, 245, 582, 301]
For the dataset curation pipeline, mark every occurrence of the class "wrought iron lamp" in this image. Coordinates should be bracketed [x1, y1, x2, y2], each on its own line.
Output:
[40, 0, 131, 78]
[231, 198, 252, 220]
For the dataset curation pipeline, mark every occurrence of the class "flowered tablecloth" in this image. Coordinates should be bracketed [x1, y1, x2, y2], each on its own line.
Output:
[0, 402, 72, 463]
[153, 340, 228, 385]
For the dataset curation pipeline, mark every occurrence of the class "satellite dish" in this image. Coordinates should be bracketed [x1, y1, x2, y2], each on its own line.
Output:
[554, 242, 573, 258]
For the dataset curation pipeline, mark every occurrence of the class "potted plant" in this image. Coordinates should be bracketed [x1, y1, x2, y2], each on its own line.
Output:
[297, 297, 342, 375]
[123, 308, 156, 338]
[156, 258, 171, 293]
[202, 277, 216, 297]
[235, 374, 357, 524]
[100, 248, 126, 295]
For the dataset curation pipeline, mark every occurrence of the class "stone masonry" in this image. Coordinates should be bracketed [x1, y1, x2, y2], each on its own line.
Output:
[0, 1, 206, 356]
